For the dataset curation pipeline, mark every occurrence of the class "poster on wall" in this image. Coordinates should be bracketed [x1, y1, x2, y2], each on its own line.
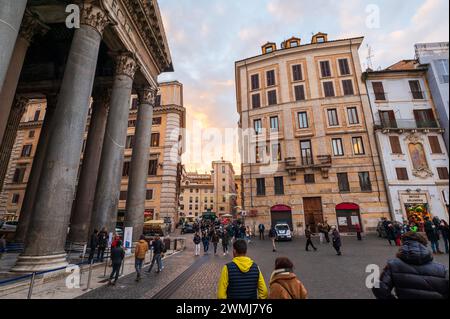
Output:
[338, 217, 348, 226]
[351, 216, 360, 225]
[124, 227, 133, 254]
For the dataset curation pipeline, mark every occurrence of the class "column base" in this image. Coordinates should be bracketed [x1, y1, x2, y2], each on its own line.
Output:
[11, 253, 68, 273]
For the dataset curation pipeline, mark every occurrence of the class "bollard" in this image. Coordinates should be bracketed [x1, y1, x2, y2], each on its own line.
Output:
[85, 259, 94, 291]
[27, 272, 36, 299]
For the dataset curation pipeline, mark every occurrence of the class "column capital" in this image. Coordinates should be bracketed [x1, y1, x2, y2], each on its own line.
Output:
[19, 10, 50, 44]
[80, 1, 111, 36]
[13, 96, 29, 113]
[113, 52, 139, 79]
[137, 86, 158, 105]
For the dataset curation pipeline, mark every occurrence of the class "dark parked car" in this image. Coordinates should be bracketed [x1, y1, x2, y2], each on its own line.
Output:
[376, 221, 387, 238]
[181, 223, 195, 234]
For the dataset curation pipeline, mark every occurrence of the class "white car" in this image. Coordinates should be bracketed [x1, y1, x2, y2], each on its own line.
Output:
[0, 221, 18, 232]
[275, 224, 292, 241]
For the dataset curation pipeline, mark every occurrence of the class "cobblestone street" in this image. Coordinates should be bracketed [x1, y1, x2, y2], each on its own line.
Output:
[79, 234, 450, 299]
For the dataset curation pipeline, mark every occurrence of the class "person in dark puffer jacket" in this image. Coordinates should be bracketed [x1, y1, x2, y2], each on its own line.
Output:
[373, 232, 448, 299]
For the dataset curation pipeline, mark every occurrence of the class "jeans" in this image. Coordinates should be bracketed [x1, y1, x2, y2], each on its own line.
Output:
[213, 243, 218, 254]
[195, 244, 201, 256]
[97, 247, 106, 262]
[203, 241, 209, 253]
[319, 233, 325, 244]
[443, 237, 449, 254]
[324, 232, 330, 243]
[222, 243, 228, 254]
[430, 240, 440, 253]
[259, 231, 264, 240]
[110, 263, 121, 282]
[135, 258, 144, 277]
[148, 254, 162, 272]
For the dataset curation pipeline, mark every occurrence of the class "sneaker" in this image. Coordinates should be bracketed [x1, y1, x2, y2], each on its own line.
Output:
[223, 253, 226, 256]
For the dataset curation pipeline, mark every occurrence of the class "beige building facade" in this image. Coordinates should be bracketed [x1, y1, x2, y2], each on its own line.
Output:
[235, 33, 390, 234]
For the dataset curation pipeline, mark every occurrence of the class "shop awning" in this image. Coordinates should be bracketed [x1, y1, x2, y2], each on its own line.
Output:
[336, 203, 360, 210]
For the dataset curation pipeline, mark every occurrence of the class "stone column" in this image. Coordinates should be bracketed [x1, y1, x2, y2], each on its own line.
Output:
[0, 97, 29, 192]
[124, 86, 157, 241]
[90, 53, 137, 235]
[12, 3, 110, 272]
[0, 0, 27, 93]
[0, 11, 48, 168]
[68, 88, 110, 244]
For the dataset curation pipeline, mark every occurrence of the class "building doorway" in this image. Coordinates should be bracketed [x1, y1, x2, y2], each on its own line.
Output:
[303, 197, 324, 232]
[270, 205, 293, 230]
[336, 203, 361, 233]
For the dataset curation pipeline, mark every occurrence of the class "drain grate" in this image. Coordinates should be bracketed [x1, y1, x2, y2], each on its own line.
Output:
[151, 256, 209, 299]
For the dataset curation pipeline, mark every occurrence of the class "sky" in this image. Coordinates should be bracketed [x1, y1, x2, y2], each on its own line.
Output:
[157, 0, 449, 173]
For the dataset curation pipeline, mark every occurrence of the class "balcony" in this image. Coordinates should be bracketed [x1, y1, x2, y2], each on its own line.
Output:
[374, 120, 442, 133]
[284, 155, 332, 180]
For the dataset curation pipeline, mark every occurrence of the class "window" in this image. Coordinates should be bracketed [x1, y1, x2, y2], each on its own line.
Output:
[304, 174, 315, 184]
[372, 82, 386, 100]
[290, 40, 299, 48]
[270, 116, 279, 132]
[292, 64, 303, 81]
[338, 59, 351, 75]
[148, 159, 158, 176]
[358, 172, 372, 191]
[332, 138, 344, 156]
[271, 143, 282, 161]
[146, 189, 154, 200]
[128, 120, 136, 127]
[300, 140, 313, 165]
[252, 93, 261, 109]
[29, 130, 35, 138]
[33, 110, 41, 122]
[253, 119, 262, 135]
[119, 191, 127, 201]
[298, 112, 308, 129]
[380, 111, 397, 128]
[266, 70, 276, 86]
[342, 80, 354, 96]
[437, 167, 449, 180]
[347, 107, 359, 125]
[267, 90, 277, 105]
[125, 135, 135, 149]
[352, 137, 365, 155]
[323, 81, 335, 97]
[251, 74, 260, 90]
[409, 80, 424, 99]
[255, 145, 263, 163]
[12, 194, 20, 204]
[256, 178, 266, 196]
[434, 59, 449, 83]
[152, 117, 162, 125]
[396, 168, 409, 181]
[316, 36, 325, 43]
[428, 136, 442, 154]
[414, 109, 437, 128]
[337, 173, 350, 192]
[389, 136, 402, 154]
[21, 145, 32, 157]
[327, 109, 339, 126]
[13, 166, 26, 184]
[130, 98, 138, 110]
[320, 61, 331, 77]
[294, 85, 306, 101]
[274, 177, 284, 195]
[122, 161, 130, 177]
[151, 133, 160, 147]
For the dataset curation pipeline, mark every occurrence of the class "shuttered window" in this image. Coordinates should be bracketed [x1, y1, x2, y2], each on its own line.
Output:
[372, 82, 386, 100]
[342, 80, 354, 95]
[251, 74, 260, 90]
[256, 178, 266, 196]
[266, 70, 276, 86]
[294, 85, 306, 101]
[428, 136, 442, 154]
[267, 90, 277, 105]
[437, 167, 449, 180]
[337, 173, 350, 192]
[292, 64, 303, 81]
[396, 168, 409, 181]
[338, 59, 351, 75]
[320, 61, 331, 77]
[252, 93, 261, 109]
[274, 177, 284, 195]
[323, 81, 335, 97]
[389, 136, 402, 154]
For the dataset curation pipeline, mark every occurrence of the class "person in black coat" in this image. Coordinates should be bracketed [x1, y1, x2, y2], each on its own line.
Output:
[97, 227, 108, 262]
[88, 229, 99, 263]
[108, 240, 125, 285]
[373, 232, 448, 299]
[331, 226, 342, 256]
[424, 217, 443, 254]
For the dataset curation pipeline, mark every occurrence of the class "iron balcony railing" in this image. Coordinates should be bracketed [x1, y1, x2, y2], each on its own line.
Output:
[375, 119, 440, 130]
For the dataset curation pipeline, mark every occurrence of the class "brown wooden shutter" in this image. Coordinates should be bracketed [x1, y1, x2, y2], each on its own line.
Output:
[437, 167, 449, 180]
[428, 136, 442, 153]
[389, 136, 402, 154]
[396, 168, 409, 180]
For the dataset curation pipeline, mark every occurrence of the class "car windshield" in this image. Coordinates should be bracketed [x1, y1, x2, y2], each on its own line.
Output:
[276, 225, 289, 231]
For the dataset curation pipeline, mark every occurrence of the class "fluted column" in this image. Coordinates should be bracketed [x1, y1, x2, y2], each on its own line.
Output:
[12, 2, 110, 272]
[0, 0, 27, 93]
[90, 53, 138, 234]
[14, 94, 57, 243]
[0, 97, 28, 192]
[0, 10, 48, 159]
[124, 86, 157, 241]
[68, 88, 110, 244]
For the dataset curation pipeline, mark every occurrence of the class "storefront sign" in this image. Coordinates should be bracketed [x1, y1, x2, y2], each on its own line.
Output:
[401, 194, 428, 204]
[338, 217, 348, 226]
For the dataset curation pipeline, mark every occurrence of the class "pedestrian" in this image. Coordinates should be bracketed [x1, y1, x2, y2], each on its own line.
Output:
[245, 226, 252, 244]
[317, 222, 325, 244]
[305, 226, 317, 252]
[323, 219, 331, 243]
[97, 227, 108, 262]
[221, 230, 230, 256]
[88, 229, 99, 263]
[268, 257, 307, 299]
[439, 220, 449, 254]
[372, 232, 448, 299]
[211, 230, 220, 255]
[148, 235, 164, 273]
[0, 235, 6, 259]
[108, 240, 125, 286]
[331, 226, 342, 256]
[217, 239, 268, 299]
[134, 234, 148, 282]
[354, 223, 362, 241]
[202, 231, 210, 254]
[269, 226, 277, 252]
[193, 232, 201, 256]
[424, 216, 443, 254]
[258, 223, 265, 240]
[111, 233, 121, 248]
[386, 222, 396, 246]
